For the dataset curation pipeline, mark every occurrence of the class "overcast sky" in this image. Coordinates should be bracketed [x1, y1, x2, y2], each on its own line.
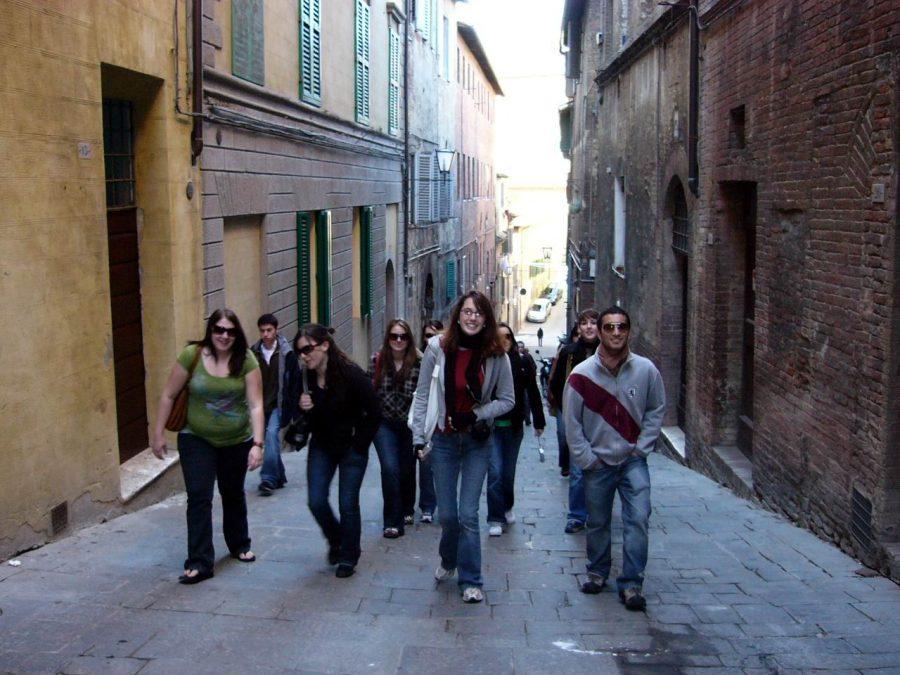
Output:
[458, 0, 569, 186]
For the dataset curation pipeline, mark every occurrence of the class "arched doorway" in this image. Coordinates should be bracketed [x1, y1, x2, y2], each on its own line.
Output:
[666, 177, 691, 429]
[385, 260, 395, 319]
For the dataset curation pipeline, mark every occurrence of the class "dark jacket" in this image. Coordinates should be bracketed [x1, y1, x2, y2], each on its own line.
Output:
[548, 338, 600, 411]
[281, 354, 381, 456]
[496, 349, 546, 429]
[250, 334, 292, 410]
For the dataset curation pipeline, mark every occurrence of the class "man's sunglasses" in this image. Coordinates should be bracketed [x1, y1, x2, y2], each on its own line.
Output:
[212, 325, 238, 337]
[297, 343, 319, 356]
[389, 333, 410, 342]
[601, 322, 630, 333]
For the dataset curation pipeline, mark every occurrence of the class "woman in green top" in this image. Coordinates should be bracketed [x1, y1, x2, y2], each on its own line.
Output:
[151, 309, 265, 584]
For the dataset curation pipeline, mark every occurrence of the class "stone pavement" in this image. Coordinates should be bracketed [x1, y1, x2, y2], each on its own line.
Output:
[1, 419, 899, 674]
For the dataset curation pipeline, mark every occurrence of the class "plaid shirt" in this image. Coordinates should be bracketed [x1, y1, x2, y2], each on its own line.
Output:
[368, 351, 421, 422]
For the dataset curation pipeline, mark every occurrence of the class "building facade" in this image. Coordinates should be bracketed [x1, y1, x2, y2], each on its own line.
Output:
[0, 1, 202, 559]
[200, 0, 405, 365]
[1, 1, 504, 559]
[405, 3, 503, 338]
[562, 0, 899, 579]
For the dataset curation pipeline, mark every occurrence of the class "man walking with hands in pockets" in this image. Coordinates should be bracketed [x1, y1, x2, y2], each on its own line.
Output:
[563, 306, 665, 611]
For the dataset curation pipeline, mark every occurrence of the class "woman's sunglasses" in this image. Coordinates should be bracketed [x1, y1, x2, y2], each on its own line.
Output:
[212, 325, 238, 337]
[390, 333, 410, 342]
[297, 343, 319, 356]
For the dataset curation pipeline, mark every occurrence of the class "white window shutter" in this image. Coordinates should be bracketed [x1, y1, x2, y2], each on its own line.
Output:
[414, 152, 433, 223]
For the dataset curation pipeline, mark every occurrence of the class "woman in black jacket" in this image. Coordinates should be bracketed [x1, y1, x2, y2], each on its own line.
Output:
[282, 324, 380, 578]
[486, 323, 546, 537]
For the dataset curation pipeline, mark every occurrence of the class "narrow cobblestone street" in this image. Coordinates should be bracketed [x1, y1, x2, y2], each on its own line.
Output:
[1, 414, 898, 674]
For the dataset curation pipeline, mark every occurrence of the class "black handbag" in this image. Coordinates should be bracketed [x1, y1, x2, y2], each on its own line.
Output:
[285, 415, 310, 450]
[285, 367, 311, 450]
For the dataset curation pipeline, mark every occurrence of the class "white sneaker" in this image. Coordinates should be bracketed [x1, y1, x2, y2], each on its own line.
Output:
[434, 565, 456, 582]
[488, 524, 503, 537]
[462, 587, 484, 603]
[504, 510, 516, 524]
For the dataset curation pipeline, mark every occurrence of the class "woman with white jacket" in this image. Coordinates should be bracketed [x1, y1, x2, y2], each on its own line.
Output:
[411, 291, 515, 603]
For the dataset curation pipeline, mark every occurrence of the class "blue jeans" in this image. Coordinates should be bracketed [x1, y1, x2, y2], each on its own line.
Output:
[487, 424, 524, 524]
[373, 419, 416, 529]
[306, 439, 369, 566]
[260, 409, 286, 487]
[430, 431, 492, 589]
[583, 455, 651, 590]
[418, 453, 436, 515]
[568, 464, 587, 524]
[557, 414, 587, 523]
[556, 410, 570, 471]
[177, 433, 252, 574]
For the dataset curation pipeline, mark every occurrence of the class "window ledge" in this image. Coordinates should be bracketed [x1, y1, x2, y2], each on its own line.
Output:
[120, 447, 179, 504]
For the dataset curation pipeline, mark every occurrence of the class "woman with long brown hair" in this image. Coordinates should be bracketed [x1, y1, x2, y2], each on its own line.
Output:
[151, 309, 265, 584]
[281, 324, 380, 578]
[410, 291, 515, 603]
[369, 319, 421, 537]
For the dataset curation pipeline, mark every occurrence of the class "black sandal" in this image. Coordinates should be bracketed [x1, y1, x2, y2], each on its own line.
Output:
[178, 569, 214, 584]
[231, 550, 256, 563]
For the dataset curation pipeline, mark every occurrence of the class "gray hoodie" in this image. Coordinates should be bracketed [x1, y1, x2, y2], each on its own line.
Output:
[563, 350, 666, 469]
[410, 334, 515, 446]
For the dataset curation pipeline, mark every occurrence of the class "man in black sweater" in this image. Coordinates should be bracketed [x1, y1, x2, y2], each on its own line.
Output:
[251, 314, 293, 496]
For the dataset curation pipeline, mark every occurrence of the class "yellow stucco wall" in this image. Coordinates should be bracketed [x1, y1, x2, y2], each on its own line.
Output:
[0, 1, 202, 558]
[216, 0, 392, 133]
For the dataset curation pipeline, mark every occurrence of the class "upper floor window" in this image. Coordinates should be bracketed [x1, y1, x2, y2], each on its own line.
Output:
[388, 24, 401, 135]
[299, 0, 322, 105]
[355, 0, 371, 125]
[232, 0, 265, 86]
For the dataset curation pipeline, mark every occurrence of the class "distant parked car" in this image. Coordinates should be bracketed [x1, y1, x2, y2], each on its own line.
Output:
[526, 299, 551, 323]
[543, 286, 562, 305]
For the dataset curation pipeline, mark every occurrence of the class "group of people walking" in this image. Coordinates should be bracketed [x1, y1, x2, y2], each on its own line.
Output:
[150, 293, 665, 610]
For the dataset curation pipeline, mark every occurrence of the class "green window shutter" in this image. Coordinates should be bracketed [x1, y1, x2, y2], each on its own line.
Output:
[446, 259, 456, 301]
[297, 212, 313, 325]
[360, 207, 374, 317]
[232, 0, 265, 85]
[355, 0, 371, 124]
[300, 0, 322, 104]
[315, 210, 332, 325]
[388, 28, 401, 136]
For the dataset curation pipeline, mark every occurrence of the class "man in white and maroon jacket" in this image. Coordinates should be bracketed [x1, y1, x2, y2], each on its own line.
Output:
[562, 306, 665, 611]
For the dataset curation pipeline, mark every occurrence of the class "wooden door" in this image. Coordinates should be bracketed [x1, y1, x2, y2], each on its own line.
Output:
[107, 208, 149, 462]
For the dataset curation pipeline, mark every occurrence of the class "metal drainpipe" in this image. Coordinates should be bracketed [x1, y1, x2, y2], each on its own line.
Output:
[191, 0, 204, 164]
[687, 0, 699, 196]
[401, 11, 411, 316]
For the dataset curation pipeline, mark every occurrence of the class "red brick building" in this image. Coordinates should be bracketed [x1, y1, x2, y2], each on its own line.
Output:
[562, 0, 898, 578]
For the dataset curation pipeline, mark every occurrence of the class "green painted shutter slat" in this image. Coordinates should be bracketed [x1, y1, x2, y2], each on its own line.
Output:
[446, 259, 456, 301]
[388, 28, 400, 136]
[297, 212, 313, 325]
[232, 0, 265, 85]
[315, 211, 331, 325]
[355, 0, 370, 124]
[300, 0, 322, 104]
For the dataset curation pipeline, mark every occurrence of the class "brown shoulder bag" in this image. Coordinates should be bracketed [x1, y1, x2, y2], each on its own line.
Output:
[164, 347, 203, 432]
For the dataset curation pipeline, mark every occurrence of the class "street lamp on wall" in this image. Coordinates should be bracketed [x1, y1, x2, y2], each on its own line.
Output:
[436, 148, 455, 174]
